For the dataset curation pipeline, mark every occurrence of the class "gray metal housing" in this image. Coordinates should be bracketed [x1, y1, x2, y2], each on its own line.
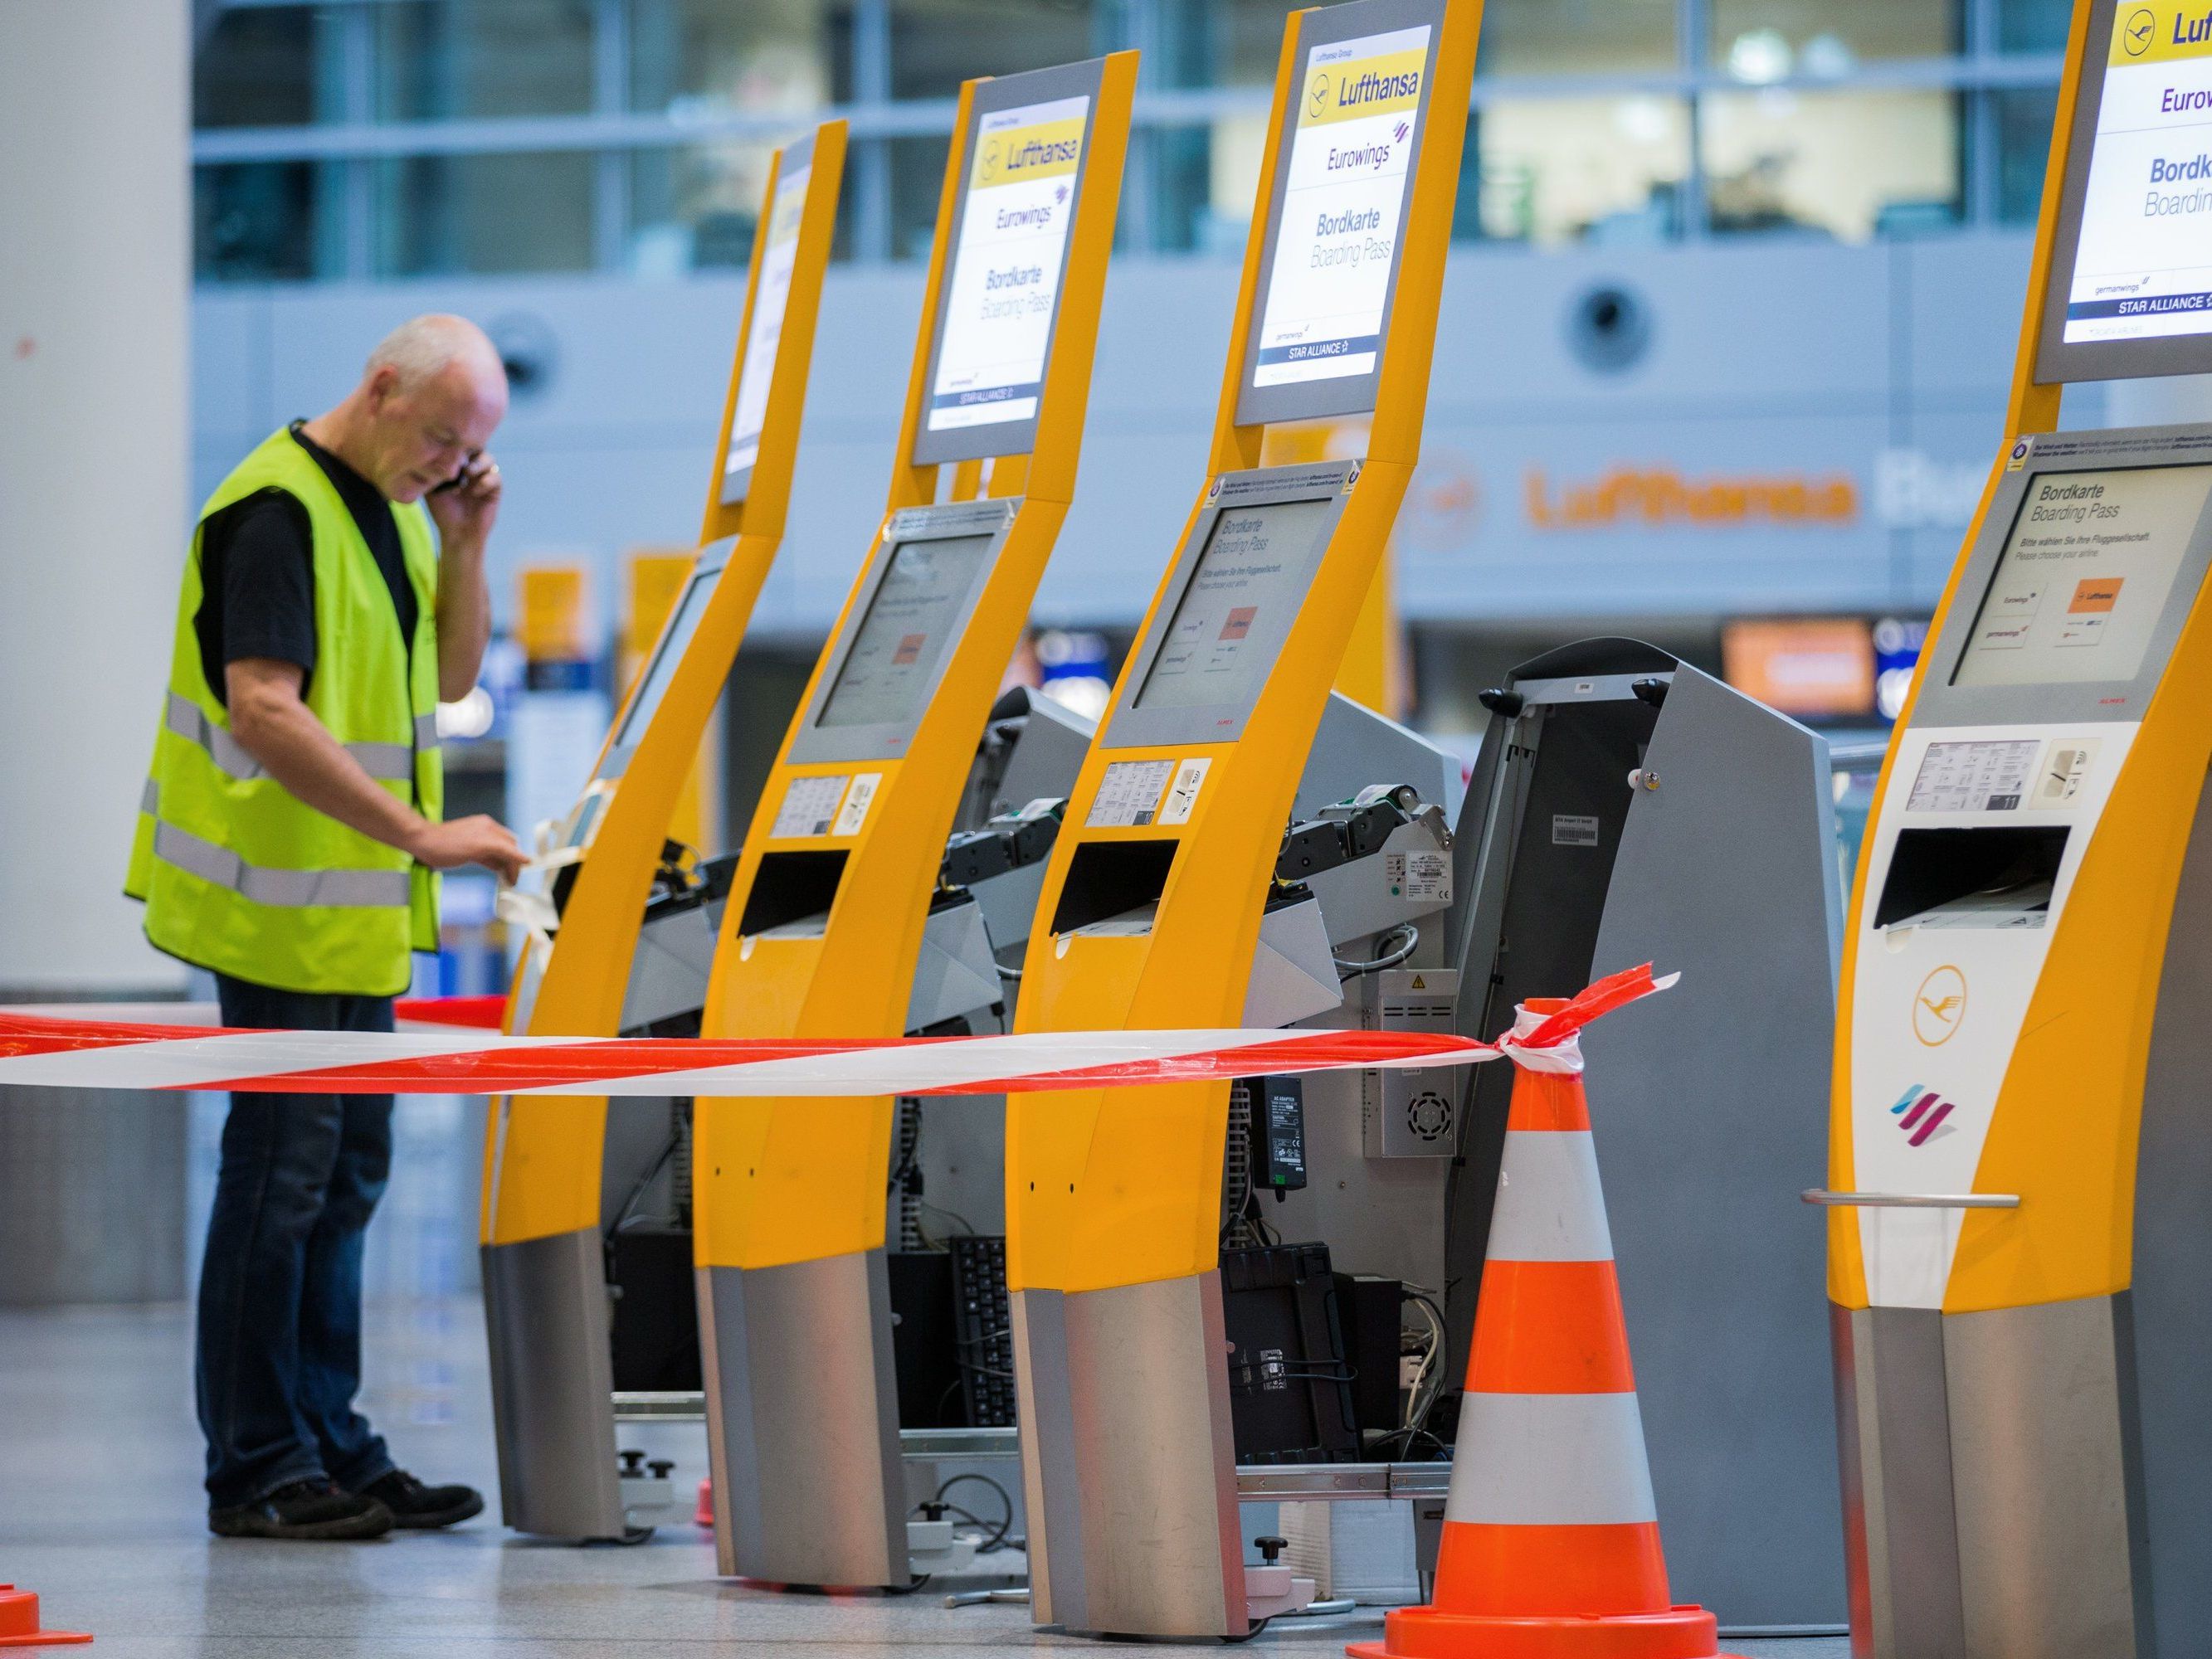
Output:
[1443, 638, 1845, 1627]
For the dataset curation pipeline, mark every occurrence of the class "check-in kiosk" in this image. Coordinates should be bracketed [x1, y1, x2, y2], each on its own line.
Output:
[689, 54, 1136, 1591]
[1003, 0, 1479, 1636]
[1442, 640, 1844, 1626]
[480, 124, 846, 1542]
[1827, 3, 2212, 1652]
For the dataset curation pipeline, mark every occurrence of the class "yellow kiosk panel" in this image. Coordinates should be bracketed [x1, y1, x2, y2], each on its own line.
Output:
[1000, 0, 1479, 1637]
[689, 53, 1136, 1593]
[1830, 3, 2212, 1651]
[477, 123, 845, 1545]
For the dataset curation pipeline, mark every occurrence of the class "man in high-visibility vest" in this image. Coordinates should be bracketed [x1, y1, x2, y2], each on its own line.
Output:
[128, 314, 529, 1540]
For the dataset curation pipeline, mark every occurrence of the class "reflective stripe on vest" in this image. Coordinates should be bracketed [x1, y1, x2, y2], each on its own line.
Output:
[153, 820, 410, 909]
[165, 691, 432, 785]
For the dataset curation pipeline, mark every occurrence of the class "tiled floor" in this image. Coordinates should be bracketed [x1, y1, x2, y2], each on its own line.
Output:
[0, 1299, 1849, 1657]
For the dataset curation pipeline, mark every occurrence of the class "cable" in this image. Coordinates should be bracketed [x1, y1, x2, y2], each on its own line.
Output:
[1367, 1425, 1450, 1462]
[1401, 1292, 1449, 1437]
[996, 961, 1024, 982]
[933, 1472, 1016, 1553]
[1222, 1617, 1274, 1643]
[1335, 922, 1420, 980]
[917, 1199, 977, 1248]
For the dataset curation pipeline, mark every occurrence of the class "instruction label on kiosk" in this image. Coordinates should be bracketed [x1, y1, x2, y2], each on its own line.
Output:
[1088, 759, 1176, 827]
[927, 94, 1089, 435]
[1905, 741, 2040, 812]
[1250, 23, 1430, 389]
[724, 162, 811, 492]
[2063, 3, 2212, 345]
[772, 773, 851, 839]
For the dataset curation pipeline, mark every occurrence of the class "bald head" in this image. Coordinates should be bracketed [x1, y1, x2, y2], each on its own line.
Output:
[330, 314, 509, 504]
[366, 314, 505, 394]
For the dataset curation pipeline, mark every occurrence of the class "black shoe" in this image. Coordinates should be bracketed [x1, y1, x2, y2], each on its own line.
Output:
[210, 1479, 394, 1540]
[355, 1469, 484, 1530]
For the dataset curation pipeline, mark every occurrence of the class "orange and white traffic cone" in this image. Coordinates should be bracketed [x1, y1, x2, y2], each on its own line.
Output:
[1352, 969, 1737, 1659]
[0, 1584, 90, 1648]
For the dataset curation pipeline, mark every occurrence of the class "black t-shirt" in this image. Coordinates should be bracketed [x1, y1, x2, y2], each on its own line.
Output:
[193, 422, 421, 707]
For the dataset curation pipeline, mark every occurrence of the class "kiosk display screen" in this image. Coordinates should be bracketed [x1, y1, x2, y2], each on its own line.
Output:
[1952, 463, 2212, 687]
[1238, 8, 1435, 423]
[816, 534, 996, 729]
[2040, 1, 2212, 376]
[721, 149, 813, 504]
[922, 90, 1092, 445]
[1134, 498, 1336, 713]
[606, 567, 718, 766]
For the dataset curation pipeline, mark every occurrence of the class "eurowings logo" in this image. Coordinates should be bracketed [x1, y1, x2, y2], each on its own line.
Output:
[1888, 1083, 1959, 1147]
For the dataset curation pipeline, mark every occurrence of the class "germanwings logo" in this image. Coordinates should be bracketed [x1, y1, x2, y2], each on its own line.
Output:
[1889, 1083, 1958, 1147]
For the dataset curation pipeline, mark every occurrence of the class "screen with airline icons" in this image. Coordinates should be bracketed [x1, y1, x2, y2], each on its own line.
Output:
[816, 533, 996, 729]
[2039, 0, 2212, 377]
[911, 59, 1107, 466]
[1952, 463, 2212, 687]
[1235, 0, 1443, 426]
[1133, 497, 1337, 713]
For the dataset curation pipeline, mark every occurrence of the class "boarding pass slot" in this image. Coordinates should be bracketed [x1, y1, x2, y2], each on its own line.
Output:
[738, 849, 849, 937]
[1050, 839, 1178, 937]
[1874, 825, 2070, 931]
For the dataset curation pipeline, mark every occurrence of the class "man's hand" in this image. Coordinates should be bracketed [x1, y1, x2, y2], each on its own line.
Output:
[409, 814, 528, 883]
[426, 450, 501, 553]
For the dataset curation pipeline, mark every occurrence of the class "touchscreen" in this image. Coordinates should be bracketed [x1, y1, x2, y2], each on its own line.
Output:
[925, 93, 1091, 436]
[1952, 464, 2212, 687]
[722, 160, 811, 498]
[816, 534, 996, 728]
[607, 569, 716, 762]
[1249, 22, 1430, 392]
[2059, 5, 2212, 347]
[1134, 498, 1336, 713]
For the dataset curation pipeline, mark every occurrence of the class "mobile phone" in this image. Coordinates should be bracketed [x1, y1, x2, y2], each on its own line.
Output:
[431, 450, 484, 493]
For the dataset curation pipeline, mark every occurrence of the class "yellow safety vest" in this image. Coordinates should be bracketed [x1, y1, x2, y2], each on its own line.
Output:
[125, 427, 444, 995]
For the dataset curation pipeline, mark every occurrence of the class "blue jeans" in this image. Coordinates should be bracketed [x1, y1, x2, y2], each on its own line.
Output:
[197, 975, 397, 1509]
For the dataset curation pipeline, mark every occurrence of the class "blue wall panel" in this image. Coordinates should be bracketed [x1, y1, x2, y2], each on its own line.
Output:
[190, 231, 2065, 636]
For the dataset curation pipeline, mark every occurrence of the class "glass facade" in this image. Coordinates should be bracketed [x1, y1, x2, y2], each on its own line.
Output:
[374, 0, 597, 119]
[1703, 89, 1961, 238]
[628, 0, 850, 113]
[189, 0, 2071, 282]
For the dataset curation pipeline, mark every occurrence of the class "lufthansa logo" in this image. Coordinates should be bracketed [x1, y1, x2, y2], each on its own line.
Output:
[2124, 7, 2157, 56]
[1308, 71, 1332, 118]
[1912, 965, 1967, 1046]
[979, 139, 1002, 182]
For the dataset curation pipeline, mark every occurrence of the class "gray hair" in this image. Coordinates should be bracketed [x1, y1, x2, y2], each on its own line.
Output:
[365, 314, 504, 391]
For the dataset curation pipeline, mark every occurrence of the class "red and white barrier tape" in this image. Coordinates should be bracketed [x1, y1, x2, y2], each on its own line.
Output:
[0, 966, 1672, 1098]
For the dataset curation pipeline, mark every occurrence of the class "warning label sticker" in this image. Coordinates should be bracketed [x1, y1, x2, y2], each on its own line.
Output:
[1087, 759, 1177, 828]
[831, 772, 881, 837]
[772, 773, 850, 839]
[1552, 814, 1601, 847]
[1385, 849, 1452, 902]
[1156, 758, 1211, 826]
